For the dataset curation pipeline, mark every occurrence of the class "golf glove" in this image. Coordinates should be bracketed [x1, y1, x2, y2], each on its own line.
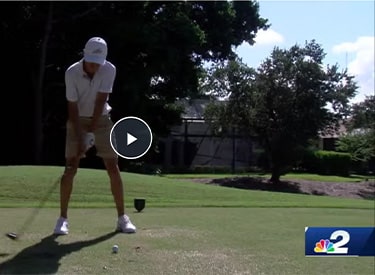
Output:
[84, 132, 95, 150]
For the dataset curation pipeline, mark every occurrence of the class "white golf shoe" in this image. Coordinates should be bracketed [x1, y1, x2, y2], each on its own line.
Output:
[54, 217, 69, 235]
[116, 215, 136, 233]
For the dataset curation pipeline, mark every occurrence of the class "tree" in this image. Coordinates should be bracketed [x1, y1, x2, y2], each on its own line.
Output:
[336, 131, 375, 162]
[1, 1, 268, 165]
[348, 95, 375, 130]
[103, 1, 268, 135]
[336, 96, 375, 171]
[204, 40, 358, 183]
[1, 2, 104, 164]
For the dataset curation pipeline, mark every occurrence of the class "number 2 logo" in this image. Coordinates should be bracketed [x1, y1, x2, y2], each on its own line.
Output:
[329, 230, 350, 254]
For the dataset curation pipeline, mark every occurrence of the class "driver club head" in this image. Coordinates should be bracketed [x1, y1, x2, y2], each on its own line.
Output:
[6, 232, 18, 240]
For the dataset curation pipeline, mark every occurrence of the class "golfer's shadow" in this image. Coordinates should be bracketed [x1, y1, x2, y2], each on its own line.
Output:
[0, 231, 118, 274]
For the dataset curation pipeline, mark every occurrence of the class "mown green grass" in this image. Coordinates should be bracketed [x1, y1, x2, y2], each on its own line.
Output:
[0, 166, 374, 274]
[0, 208, 374, 275]
[0, 166, 373, 209]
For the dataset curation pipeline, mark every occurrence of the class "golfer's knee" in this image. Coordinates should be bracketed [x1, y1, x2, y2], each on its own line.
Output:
[107, 167, 120, 179]
[62, 161, 78, 180]
[107, 167, 122, 184]
[104, 159, 120, 175]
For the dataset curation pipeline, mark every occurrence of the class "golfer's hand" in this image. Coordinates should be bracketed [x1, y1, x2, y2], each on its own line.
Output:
[84, 132, 95, 150]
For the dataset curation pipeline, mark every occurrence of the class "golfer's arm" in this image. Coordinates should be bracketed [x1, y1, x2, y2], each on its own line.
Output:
[89, 92, 108, 132]
[68, 101, 82, 138]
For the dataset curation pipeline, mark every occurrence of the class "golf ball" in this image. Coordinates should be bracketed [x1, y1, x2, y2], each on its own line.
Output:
[112, 245, 119, 253]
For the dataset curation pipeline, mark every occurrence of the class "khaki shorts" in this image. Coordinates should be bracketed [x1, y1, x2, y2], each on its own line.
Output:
[65, 115, 118, 159]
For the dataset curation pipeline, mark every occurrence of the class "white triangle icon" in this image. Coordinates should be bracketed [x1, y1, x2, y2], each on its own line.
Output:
[127, 133, 137, 146]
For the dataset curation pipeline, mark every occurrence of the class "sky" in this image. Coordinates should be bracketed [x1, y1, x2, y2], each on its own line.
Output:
[234, 0, 374, 103]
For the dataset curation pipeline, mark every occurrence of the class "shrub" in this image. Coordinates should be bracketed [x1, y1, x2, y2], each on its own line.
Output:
[302, 150, 351, 176]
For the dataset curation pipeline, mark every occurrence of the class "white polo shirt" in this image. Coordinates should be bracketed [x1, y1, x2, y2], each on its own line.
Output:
[65, 59, 116, 117]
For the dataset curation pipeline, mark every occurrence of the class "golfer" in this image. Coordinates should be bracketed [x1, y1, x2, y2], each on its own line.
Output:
[54, 37, 136, 235]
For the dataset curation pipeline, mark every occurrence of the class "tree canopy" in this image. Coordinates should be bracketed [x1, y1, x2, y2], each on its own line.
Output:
[204, 40, 358, 182]
[348, 95, 375, 130]
[1, 1, 268, 165]
[336, 96, 375, 164]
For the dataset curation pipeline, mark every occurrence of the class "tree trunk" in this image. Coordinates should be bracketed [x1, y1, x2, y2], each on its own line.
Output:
[270, 158, 282, 184]
[263, 138, 281, 183]
[270, 169, 281, 184]
[34, 3, 53, 164]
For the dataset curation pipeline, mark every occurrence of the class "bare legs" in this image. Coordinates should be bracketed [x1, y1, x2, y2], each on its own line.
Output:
[59, 157, 124, 218]
[103, 158, 125, 217]
[59, 157, 80, 219]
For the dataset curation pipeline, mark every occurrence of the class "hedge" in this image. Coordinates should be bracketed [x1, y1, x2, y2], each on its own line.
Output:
[302, 150, 351, 176]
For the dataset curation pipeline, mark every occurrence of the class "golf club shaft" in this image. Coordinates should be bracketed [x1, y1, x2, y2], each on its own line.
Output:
[16, 176, 61, 235]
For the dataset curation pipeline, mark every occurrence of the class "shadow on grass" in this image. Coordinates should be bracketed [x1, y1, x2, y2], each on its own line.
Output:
[0, 231, 118, 274]
[211, 177, 306, 193]
[210, 177, 326, 196]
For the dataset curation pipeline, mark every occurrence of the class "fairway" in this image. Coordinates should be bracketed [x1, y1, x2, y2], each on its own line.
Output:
[0, 166, 374, 274]
[0, 166, 373, 209]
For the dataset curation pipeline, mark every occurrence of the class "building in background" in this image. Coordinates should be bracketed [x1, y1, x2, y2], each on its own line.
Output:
[159, 99, 260, 173]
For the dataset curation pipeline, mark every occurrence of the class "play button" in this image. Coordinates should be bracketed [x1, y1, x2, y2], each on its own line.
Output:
[110, 116, 153, 159]
[127, 133, 137, 146]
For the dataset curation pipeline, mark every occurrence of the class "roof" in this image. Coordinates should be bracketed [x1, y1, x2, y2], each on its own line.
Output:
[178, 99, 211, 119]
[319, 121, 347, 138]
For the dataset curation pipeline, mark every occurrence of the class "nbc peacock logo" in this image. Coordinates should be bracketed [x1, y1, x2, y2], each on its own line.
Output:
[314, 239, 335, 253]
[306, 227, 375, 256]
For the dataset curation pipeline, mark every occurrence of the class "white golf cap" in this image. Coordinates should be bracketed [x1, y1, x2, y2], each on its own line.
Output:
[83, 37, 107, 65]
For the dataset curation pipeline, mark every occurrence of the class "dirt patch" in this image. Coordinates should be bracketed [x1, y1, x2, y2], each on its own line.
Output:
[188, 177, 375, 200]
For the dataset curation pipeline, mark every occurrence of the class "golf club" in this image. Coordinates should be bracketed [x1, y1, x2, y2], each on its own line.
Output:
[5, 175, 61, 241]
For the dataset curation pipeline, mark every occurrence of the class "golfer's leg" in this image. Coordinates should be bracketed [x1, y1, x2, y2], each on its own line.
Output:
[103, 158, 124, 217]
[94, 115, 125, 216]
[61, 119, 85, 218]
[60, 157, 79, 218]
